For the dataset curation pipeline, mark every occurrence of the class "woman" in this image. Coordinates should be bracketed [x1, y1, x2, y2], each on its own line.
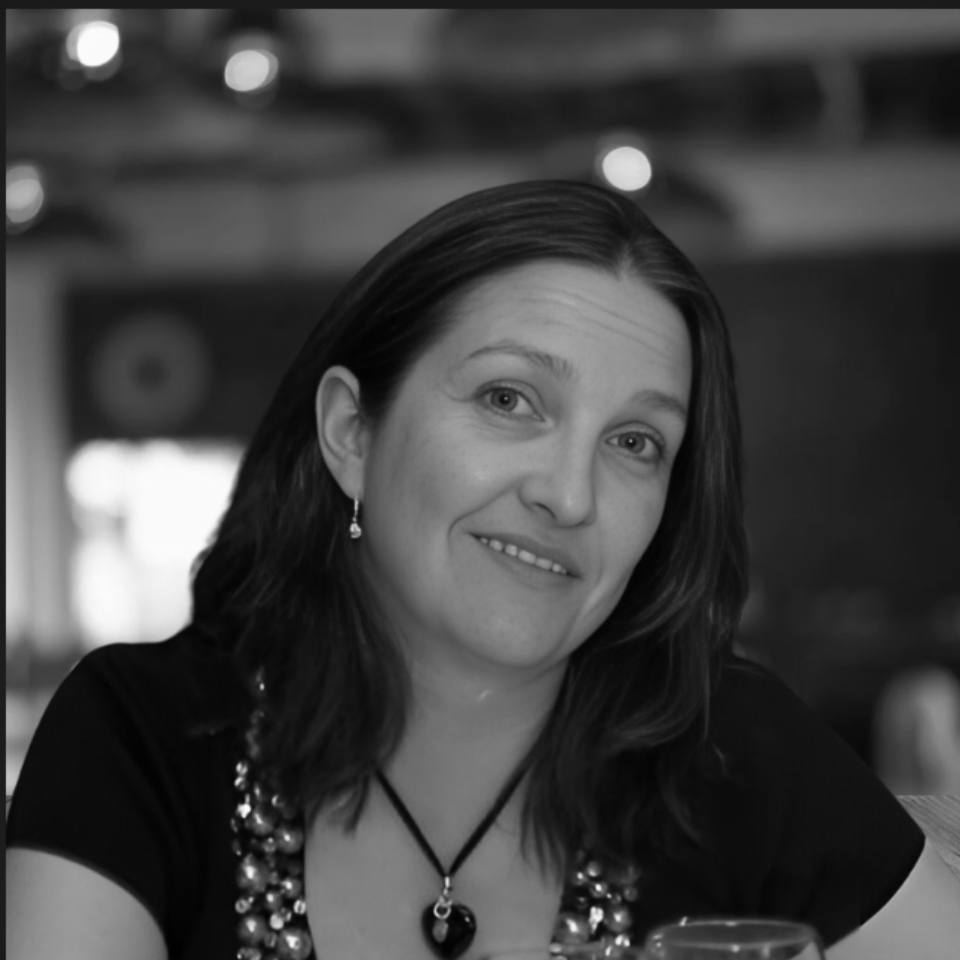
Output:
[7, 181, 959, 960]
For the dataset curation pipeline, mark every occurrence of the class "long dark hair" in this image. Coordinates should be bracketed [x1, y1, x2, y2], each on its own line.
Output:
[191, 180, 748, 872]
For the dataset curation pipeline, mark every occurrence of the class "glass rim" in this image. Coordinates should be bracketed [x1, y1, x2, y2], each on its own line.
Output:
[645, 916, 822, 947]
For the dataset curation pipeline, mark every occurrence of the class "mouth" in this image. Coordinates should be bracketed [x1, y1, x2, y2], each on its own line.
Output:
[475, 535, 573, 577]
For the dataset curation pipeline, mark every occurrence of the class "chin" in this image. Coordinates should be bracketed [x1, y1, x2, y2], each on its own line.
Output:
[462, 623, 575, 672]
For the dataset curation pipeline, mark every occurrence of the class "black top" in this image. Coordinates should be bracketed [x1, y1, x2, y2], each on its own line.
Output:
[7, 627, 924, 958]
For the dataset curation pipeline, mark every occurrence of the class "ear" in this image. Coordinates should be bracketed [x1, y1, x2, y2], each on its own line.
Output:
[315, 365, 368, 500]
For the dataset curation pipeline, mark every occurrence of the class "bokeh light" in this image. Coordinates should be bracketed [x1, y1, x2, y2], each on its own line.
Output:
[599, 144, 654, 193]
[65, 20, 121, 69]
[6, 163, 46, 232]
[224, 40, 279, 94]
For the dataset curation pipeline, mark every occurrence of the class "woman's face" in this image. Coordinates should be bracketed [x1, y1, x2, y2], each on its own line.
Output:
[358, 260, 692, 677]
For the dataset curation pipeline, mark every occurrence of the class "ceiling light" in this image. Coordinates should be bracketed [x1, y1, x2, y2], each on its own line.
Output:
[598, 143, 653, 193]
[224, 41, 279, 94]
[66, 20, 121, 70]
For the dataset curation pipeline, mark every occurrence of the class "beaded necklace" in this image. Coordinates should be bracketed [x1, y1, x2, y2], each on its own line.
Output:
[232, 704, 313, 960]
[231, 705, 641, 960]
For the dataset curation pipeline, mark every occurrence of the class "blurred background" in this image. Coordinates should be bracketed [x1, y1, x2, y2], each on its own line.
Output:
[7, 9, 960, 797]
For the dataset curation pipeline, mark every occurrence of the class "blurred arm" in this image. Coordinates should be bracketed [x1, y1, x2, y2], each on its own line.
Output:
[6, 848, 167, 960]
[826, 839, 960, 960]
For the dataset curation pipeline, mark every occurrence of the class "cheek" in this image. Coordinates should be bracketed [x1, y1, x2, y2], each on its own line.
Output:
[366, 417, 475, 538]
[603, 484, 669, 579]
[409, 412, 512, 498]
[580, 493, 666, 638]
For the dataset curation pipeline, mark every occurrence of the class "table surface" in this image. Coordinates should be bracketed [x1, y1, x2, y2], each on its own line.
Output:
[897, 795, 960, 880]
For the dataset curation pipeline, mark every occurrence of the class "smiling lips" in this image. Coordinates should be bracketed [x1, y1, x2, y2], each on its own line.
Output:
[477, 536, 571, 576]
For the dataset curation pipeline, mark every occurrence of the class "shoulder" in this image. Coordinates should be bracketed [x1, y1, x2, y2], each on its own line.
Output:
[56, 625, 251, 737]
[8, 625, 249, 836]
[710, 654, 873, 786]
[697, 654, 925, 946]
[706, 652, 920, 838]
[712, 653, 813, 733]
[7, 626, 249, 952]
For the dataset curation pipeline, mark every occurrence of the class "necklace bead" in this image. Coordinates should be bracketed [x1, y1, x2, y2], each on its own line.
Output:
[233, 706, 315, 960]
[233, 706, 640, 959]
[238, 914, 268, 944]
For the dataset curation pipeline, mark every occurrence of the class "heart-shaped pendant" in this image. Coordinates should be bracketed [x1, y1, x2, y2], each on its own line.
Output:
[421, 900, 477, 960]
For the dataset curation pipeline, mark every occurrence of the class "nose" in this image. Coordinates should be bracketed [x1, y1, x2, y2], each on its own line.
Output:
[518, 433, 598, 527]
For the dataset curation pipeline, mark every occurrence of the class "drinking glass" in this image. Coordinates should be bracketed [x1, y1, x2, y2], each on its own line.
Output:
[642, 918, 825, 959]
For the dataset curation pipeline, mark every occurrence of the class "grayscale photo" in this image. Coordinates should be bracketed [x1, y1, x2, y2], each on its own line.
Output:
[6, 10, 960, 960]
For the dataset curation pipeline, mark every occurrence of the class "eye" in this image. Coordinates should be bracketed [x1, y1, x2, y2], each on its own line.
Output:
[609, 430, 664, 463]
[480, 384, 537, 417]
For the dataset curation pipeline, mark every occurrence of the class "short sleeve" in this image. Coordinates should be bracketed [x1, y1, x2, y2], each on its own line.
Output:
[705, 658, 926, 946]
[6, 640, 228, 953]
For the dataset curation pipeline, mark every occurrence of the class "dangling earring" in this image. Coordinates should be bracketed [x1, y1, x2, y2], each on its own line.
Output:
[349, 499, 362, 540]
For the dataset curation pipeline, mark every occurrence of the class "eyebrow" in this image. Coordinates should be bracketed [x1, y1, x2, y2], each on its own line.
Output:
[458, 338, 688, 424]
[458, 340, 576, 381]
[630, 388, 688, 425]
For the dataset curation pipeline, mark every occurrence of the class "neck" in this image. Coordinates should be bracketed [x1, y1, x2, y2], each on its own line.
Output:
[384, 649, 566, 813]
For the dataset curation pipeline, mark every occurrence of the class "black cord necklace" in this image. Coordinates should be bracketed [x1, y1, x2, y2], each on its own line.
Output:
[376, 764, 529, 960]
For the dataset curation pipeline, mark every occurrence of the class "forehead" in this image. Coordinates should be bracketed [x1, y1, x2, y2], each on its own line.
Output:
[431, 260, 691, 388]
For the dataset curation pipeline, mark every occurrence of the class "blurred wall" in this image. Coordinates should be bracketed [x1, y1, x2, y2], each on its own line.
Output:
[6, 256, 73, 651]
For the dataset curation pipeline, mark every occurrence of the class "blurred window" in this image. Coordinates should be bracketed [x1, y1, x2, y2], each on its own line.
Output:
[66, 438, 243, 648]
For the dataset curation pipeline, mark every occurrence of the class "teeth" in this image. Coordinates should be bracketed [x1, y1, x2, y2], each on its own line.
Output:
[477, 537, 568, 576]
